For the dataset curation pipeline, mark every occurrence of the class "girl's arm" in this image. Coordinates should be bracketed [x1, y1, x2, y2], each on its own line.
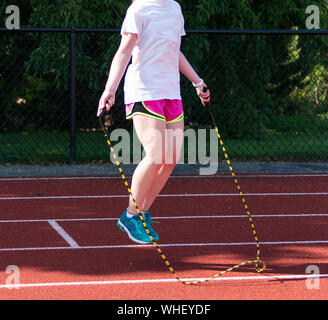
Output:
[179, 51, 210, 106]
[97, 33, 137, 116]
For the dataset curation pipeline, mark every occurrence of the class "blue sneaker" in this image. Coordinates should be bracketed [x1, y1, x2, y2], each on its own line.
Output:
[117, 210, 158, 244]
[143, 211, 159, 242]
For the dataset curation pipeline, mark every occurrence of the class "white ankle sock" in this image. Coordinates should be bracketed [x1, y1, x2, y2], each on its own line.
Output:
[126, 211, 135, 218]
[126, 209, 146, 219]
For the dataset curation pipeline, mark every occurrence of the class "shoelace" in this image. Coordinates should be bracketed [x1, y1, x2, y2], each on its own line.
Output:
[129, 214, 144, 230]
[144, 213, 160, 225]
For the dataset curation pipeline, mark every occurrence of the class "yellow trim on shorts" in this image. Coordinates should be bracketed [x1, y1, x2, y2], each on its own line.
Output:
[141, 101, 166, 120]
[166, 112, 184, 124]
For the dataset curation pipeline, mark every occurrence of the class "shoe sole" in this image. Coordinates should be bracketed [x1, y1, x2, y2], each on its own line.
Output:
[117, 220, 152, 245]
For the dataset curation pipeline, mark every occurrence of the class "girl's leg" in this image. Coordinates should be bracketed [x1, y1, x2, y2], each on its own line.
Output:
[128, 114, 166, 214]
[140, 118, 184, 211]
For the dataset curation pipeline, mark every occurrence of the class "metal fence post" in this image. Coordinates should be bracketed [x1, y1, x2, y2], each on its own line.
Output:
[69, 27, 77, 164]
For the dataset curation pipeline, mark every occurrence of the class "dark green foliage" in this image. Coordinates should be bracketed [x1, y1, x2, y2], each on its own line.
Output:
[0, 0, 327, 141]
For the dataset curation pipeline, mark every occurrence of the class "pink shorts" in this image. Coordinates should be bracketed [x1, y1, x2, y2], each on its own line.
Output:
[125, 99, 184, 123]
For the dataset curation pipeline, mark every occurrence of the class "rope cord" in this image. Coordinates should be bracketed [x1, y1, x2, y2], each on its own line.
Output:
[98, 93, 266, 285]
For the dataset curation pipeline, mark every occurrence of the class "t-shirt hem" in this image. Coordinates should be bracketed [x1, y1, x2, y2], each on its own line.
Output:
[124, 95, 182, 105]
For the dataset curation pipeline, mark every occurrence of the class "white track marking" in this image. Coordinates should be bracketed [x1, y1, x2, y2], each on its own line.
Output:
[0, 174, 326, 290]
[0, 240, 327, 252]
[1, 192, 328, 200]
[1, 173, 328, 181]
[153, 213, 328, 219]
[0, 213, 327, 223]
[48, 220, 80, 248]
[1, 273, 328, 289]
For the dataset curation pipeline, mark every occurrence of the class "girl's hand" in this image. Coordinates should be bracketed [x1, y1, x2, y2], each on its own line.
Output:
[196, 83, 211, 106]
[97, 88, 116, 117]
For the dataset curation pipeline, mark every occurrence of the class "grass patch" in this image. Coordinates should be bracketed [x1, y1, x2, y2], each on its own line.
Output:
[1, 113, 327, 164]
[1, 128, 328, 164]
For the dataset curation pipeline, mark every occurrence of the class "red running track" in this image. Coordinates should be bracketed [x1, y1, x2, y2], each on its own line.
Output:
[0, 173, 327, 300]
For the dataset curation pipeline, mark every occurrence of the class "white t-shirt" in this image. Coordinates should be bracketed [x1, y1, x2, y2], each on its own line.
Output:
[121, 0, 186, 104]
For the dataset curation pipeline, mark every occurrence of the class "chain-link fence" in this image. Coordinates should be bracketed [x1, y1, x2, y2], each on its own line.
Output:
[0, 28, 327, 164]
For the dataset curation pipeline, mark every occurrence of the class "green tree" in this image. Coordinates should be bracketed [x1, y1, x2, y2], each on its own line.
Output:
[0, 0, 327, 138]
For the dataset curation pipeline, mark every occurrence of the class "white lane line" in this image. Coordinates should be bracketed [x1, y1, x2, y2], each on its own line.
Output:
[1, 173, 328, 181]
[48, 220, 80, 248]
[1, 273, 328, 289]
[155, 213, 328, 219]
[0, 240, 327, 252]
[0, 213, 327, 223]
[1, 192, 328, 200]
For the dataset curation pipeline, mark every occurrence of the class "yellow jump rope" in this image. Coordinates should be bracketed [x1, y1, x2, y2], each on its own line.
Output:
[98, 88, 266, 285]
